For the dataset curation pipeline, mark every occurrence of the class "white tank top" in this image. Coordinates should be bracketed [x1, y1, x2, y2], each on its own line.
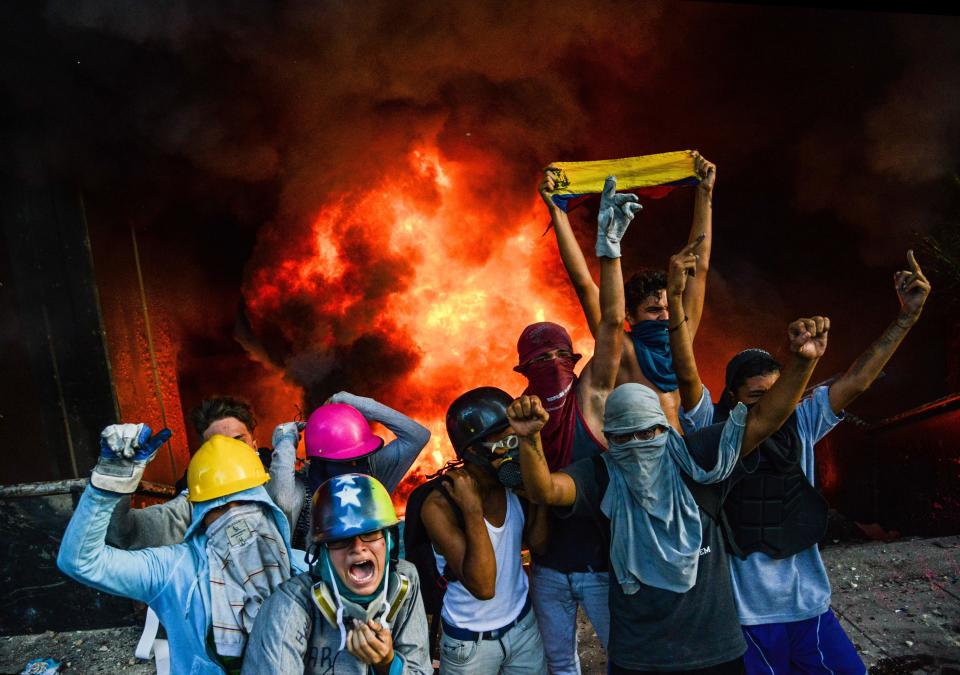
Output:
[434, 489, 528, 631]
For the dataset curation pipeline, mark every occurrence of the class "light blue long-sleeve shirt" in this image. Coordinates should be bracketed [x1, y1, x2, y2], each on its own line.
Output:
[58, 483, 292, 674]
[679, 385, 843, 624]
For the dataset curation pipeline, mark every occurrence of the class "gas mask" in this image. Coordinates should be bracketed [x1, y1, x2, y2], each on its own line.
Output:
[480, 434, 524, 490]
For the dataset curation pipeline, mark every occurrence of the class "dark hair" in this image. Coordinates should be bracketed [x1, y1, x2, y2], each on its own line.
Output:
[624, 269, 667, 315]
[714, 350, 782, 421]
[189, 396, 257, 436]
[725, 350, 782, 393]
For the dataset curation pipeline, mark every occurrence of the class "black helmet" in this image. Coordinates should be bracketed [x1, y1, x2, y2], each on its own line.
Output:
[446, 387, 513, 458]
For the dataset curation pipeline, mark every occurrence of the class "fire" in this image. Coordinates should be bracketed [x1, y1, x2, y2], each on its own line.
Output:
[245, 145, 595, 510]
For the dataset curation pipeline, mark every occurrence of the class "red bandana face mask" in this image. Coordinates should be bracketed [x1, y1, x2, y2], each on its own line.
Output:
[516, 356, 579, 412]
[516, 354, 581, 470]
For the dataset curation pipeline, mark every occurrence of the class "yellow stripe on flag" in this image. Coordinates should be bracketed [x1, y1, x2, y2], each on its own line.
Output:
[548, 150, 697, 197]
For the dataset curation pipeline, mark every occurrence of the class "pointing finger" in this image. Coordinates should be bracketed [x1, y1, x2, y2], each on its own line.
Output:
[907, 249, 920, 274]
[907, 249, 929, 282]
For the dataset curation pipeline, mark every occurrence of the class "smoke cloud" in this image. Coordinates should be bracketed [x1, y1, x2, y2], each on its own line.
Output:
[3, 1, 957, 440]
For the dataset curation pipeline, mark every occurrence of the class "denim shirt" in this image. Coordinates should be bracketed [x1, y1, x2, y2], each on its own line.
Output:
[58, 484, 292, 675]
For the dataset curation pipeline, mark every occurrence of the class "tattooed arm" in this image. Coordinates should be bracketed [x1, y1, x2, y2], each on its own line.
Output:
[507, 395, 578, 507]
[828, 250, 931, 414]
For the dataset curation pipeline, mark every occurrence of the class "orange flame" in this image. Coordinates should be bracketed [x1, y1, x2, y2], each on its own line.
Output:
[245, 146, 595, 510]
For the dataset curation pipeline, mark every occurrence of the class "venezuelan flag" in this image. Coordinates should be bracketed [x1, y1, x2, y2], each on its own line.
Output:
[547, 150, 700, 212]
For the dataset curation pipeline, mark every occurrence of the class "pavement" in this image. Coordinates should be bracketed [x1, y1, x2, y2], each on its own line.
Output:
[1, 536, 958, 674]
[825, 535, 960, 673]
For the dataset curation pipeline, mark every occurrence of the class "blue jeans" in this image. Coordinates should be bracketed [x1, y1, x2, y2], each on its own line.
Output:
[529, 564, 610, 675]
[439, 607, 547, 675]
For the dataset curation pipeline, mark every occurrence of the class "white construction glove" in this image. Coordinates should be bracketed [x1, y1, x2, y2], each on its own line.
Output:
[272, 422, 304, 449]
[596, 175, 642, 259]
[91, 423, 171, 494]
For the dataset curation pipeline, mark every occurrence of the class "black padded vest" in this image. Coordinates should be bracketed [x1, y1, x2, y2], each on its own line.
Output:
[719, 412, 828, 560]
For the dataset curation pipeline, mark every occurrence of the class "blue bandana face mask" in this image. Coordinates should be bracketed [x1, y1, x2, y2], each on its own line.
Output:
[627, 321, 679, 392]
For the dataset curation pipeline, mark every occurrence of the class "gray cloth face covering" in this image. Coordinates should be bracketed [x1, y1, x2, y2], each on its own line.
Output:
[600, 383, 745, 594]
[206, 503, 291, 656]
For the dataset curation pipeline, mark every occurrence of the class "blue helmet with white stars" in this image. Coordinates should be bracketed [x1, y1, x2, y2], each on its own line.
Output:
[310, 473, 399, 543]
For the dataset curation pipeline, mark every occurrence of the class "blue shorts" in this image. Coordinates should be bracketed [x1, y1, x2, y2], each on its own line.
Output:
[742, 609, 866, 674]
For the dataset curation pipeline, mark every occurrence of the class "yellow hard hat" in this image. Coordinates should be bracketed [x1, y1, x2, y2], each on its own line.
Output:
[187, 434, 269, 503]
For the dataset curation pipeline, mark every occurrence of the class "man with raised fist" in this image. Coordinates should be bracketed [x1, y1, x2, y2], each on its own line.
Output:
[511, 311, 829, 674]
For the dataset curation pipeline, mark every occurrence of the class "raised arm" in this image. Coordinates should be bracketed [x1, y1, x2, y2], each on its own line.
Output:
[741, 317, 827, 454]
[508, 395, 577, 507]
[421, 471, 496, 600]
[59, 423, 177, 603]
[265, 422, 304, 532]
[106, 492, 193, 549]
[580, 176, 636, 415]
[666, 237, 707, 411]
[683, 152, 715, 339]
[540, 168, 603, 334]
[59, 484, 180, 603]
[329, 391, 431, 493]
[828, 250, 931, 414]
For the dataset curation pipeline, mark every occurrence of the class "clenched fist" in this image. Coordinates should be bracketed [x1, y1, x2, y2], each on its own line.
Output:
[788, 317, 830, 361]
[506, 395, 550, 438]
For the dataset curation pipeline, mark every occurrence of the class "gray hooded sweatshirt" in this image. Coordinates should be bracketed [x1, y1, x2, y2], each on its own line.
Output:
[240, 559, 431, 675]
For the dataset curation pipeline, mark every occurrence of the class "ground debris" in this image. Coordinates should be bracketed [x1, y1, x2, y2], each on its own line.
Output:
[0, 626, 153, 674]
[1, 536, 958, 674]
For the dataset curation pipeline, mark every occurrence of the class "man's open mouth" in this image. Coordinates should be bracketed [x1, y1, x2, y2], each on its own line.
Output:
[348, 560, 376, 584]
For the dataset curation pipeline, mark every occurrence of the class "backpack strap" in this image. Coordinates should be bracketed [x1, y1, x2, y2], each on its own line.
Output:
[434, 478, 465, 529]
[385, 573, 411, 625]
[433, 478, 465, 581]
[310, 581, 339, 628]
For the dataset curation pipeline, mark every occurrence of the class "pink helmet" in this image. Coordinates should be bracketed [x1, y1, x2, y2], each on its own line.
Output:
[304, 403, 384, 461]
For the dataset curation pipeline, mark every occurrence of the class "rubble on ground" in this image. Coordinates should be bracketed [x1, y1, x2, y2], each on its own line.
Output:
[1, 536, 957, 674]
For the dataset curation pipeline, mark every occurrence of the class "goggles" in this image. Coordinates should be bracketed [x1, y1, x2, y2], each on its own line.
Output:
[324, 530, 385, 550]
[480, 434, 519, 452]
[606, 426, 664, 445]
